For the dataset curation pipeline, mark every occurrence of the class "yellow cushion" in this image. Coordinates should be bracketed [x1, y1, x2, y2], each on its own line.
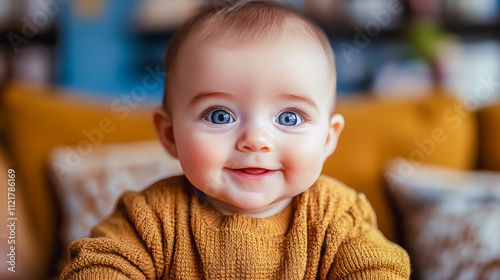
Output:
[477, 102, 500, 171]
[2, 82, 158, 272]
[323, 93, 478, 242]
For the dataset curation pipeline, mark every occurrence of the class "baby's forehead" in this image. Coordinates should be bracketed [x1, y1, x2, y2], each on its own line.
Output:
[177, 23, 335, 82]
[181, 35, 325, 65]
[177, 22, 336, 92]
[177, 35, 335, 88]
[184, 16, 327, 56]
[174, 37, 336, 114]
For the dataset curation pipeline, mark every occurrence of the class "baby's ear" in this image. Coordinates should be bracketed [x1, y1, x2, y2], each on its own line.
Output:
[323, 114, 344, 161]
[152, 107, 178, 159]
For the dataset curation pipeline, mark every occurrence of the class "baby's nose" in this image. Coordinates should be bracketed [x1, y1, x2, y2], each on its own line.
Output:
[236, 126, 274, 152]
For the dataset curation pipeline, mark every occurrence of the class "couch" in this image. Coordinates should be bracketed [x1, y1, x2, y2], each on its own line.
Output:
[1, 81, 498, 279]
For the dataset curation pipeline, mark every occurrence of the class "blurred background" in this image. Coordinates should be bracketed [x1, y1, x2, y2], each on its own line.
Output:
[0, 0, 500, 279]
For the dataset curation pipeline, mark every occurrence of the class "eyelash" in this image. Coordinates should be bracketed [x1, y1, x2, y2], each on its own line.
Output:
[199, 104, 311, 124]
[279, 108, 310, 123]
[200, 104, 233, 121]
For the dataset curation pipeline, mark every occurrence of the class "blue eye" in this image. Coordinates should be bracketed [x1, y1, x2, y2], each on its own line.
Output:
[206, 110, 234, 124]
[276, 112, 303, 126]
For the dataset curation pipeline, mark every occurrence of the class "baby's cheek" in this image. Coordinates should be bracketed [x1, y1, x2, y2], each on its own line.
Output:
[281, 134, 324, 176]
[182, 137, 213, 168]
[181, 133, 229, 173]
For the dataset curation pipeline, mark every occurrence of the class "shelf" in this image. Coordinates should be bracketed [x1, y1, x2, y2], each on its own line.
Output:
[0, 29, 57, 47]
[442, 21, 500, 39]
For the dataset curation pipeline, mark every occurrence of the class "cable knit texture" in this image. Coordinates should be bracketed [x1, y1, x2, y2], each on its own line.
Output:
[60, 175, 410, 279]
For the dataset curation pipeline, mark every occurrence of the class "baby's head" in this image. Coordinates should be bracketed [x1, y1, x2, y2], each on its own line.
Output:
[153, 0, 344, 218]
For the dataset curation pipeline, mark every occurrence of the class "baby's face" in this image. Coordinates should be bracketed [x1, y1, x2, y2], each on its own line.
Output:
[161, 38, 343, 217]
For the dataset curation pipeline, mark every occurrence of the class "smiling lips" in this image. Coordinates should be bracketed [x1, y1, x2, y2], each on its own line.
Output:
[231, 168, 276, 181]
[239, 168, 269, 175]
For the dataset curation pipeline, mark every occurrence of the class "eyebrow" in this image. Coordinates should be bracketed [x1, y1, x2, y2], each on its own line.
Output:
[278, 93, 319, 111]
[188, 91, 234, 106]
[188, 91, 319, 111]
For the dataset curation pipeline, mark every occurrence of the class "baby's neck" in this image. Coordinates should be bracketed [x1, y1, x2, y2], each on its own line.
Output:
[204, 195, 292, 218]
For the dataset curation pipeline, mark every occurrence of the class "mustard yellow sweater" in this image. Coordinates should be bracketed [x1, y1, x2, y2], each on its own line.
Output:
[60, 175, 410, 279]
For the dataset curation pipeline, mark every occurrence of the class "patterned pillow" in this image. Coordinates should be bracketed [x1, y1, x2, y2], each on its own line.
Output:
[48, 140, 183, 247]
[385, 160, 500, 280]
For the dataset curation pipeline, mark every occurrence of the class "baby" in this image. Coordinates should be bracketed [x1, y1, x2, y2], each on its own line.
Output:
[61, 0, 410, 279]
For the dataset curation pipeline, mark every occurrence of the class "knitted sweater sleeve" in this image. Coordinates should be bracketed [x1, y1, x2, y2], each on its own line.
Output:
[327, 193, 411, 280]
[60, 186, 168, 280]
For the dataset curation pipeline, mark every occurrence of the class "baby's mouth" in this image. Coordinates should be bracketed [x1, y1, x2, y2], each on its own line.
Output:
[229, 167, 277, 181]
[238, 168, 270, 175]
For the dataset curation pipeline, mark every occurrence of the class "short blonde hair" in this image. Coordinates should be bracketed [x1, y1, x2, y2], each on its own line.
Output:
[163, 0, 335, 111]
